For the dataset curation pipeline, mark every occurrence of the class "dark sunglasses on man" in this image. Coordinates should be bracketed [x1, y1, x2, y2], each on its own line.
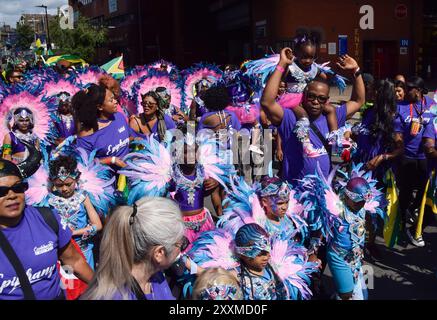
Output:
[0, 182, 29, 198]
[306, 92, 329, 104]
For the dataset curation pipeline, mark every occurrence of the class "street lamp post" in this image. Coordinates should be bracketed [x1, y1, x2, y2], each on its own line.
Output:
[35, 4, 51, 51]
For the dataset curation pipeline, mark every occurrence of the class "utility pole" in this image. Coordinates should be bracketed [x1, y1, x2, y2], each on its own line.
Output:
[35, 4, 51, 51]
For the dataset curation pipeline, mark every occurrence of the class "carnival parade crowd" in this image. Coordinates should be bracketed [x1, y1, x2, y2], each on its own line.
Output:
[0, 33, 436, 301]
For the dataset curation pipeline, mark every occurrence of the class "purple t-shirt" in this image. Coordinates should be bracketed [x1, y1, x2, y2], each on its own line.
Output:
[394, 96, 435, 160]
[110, 272, 175, 300]
[135, 115, 176, 142]
[423, 118, 437, 171]
[278, 104, 347, 182]
[0, 206, 72, 300]
[76, 112, 133, 159]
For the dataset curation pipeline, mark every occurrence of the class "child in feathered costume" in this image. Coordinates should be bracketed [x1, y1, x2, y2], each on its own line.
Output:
[298, 163, 386, 300]
[218, 175, 308, 245]
[1, 91, 53, 177]
[26, 147, 116, 268]
[192, 268, 243, 300]
[183, 63, 223, 122]
[40, 78, 81, 146]
[120, 131, 234, 250]
[244, 34, 347, 136]
[186, 223, 319, 300]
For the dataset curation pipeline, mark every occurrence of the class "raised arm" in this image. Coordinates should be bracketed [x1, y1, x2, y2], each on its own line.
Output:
[260, 48, 294, 126]
[335, 55, 365, 120]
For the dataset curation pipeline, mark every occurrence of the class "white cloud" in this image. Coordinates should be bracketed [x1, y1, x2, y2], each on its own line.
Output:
[0, 0, 68, 28]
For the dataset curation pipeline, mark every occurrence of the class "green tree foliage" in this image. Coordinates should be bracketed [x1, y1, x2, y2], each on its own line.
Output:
[49, 15, 107, 63]
[16, 23, 35, 50]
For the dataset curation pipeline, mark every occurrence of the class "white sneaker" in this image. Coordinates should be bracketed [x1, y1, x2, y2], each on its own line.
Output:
[406, 228, 425, 247]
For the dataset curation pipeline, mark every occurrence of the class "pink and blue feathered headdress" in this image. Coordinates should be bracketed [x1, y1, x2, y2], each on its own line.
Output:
[72, 66, 107, 89]
[181, 63, 223, 112]
[0, 89, 54, 144]
[188, 226, 318, 300]
[148, 60, 179, 78]
[132, 69, 184, 115]
[294, 163, 344, 239]
[26, 147, 116, 217]
[336, 163, 387, 221]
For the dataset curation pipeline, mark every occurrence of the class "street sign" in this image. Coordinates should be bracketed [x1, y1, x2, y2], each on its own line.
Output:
[395, 4, 408, 19]
[400, 39, 409, 47]
[339, 35, 348, 56]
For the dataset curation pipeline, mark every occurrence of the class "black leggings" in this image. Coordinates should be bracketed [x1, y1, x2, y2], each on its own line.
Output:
[396, 157, 428, 229]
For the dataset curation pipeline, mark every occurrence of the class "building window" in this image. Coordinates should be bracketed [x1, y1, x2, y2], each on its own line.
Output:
[79, 0, 93, 5]
[109, 0, 118, 14]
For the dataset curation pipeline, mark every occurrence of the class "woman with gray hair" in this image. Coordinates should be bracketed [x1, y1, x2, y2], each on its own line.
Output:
[81, 197, 187, 300]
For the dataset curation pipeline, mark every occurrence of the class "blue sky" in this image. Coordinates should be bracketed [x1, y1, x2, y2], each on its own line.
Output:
[0, 0, 68, 28]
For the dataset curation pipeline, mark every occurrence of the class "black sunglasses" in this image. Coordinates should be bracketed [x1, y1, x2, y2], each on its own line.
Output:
[306, 92, 329, 104]
[0, 182, 28, 198]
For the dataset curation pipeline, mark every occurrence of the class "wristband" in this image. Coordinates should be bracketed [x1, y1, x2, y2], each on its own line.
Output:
[111, 157, 116, 165]
[354, 67, 362, 78]
[276, 65, 285, 74]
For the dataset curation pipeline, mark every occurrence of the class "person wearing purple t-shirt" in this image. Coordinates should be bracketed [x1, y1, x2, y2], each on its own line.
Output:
[81, 197, 186, 300]
[261, 48, 365, 183]
[129, 89, 176, 143]
[393, 77, 434, 247]
[73, 84, 135, 169]
[412, 115, 437, 245]
[0, 159, 93, 300]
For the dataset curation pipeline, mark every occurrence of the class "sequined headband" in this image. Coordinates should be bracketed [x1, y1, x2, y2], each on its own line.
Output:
[235, 235, 271, 258]
[258, 181, 290, 201]
[198, 284, 240, 300]
[14, 109, 34, 124]
[50, 166, 80, 182]
[56, 92, 72, 104]
[344, 188, 372, 203]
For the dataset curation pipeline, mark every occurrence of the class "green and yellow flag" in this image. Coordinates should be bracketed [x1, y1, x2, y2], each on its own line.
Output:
[415, 171, 437, 238]
[45, 54, 88, 67]
[383, 169, 402, 248]
[101, 55, 125, 80]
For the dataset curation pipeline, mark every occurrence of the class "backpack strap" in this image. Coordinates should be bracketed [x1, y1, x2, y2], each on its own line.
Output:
[36, 207, 59, 236]
[309, 122, 333, 158]
[0, 229, 36, 300]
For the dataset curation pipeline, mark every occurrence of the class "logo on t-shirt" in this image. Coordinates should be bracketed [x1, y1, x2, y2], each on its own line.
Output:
[118, 126, 126, 134]
[107, 138, 130, 156]
[34, 241, 54, 256]
[0, 265, 57, 294]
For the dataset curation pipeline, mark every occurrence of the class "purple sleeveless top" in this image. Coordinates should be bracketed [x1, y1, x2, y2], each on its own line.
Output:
[55, 115, 76, 139]
[170, 166, 205, 212]
[9, 132, 26, 153]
